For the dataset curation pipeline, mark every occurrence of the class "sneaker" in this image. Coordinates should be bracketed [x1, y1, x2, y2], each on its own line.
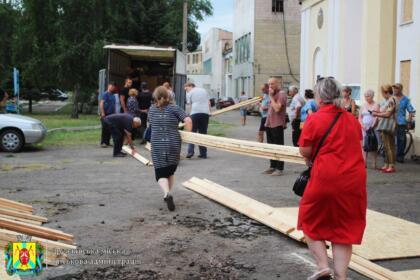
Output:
[271, 170, 283, 176]
[164, 195, 175, 211]
[198, 155, 207, 159]
[100, 143, 109, 148]
[113, 152, 127, 158]
[262, 168, 276, 174]
[186, 153, 194, 159]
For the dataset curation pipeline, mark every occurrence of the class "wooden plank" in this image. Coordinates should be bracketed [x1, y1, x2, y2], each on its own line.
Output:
[352, 210, 420, 260]
[122, 145, 153, 166]
[0, 205, 32, 215]
[183, 178, 298, 239]
[0, 217, 73, 242]
[211, 96, 262, 116]
[0, 198, 33, 212]
[395, 270, 420, 280]
[327, 250, 398, 280]
[0, 214, 43, 226]
[0, 228, 76, 250]
[180, 131, 305, 164]
[0, 207, 47, 223]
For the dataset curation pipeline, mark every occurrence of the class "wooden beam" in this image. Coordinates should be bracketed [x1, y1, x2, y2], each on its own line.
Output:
[211, 96, 262, 116]
[0, 217, 73, 242]
[122, 145, 153, 166]
[0, 207, 47, 223]
[180, 131, 305, 164]
[0, 214, 43, 226]
[0, 198, 33, 213]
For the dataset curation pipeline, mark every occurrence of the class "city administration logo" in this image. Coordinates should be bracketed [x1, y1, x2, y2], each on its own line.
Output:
[4, 235, 44, 276]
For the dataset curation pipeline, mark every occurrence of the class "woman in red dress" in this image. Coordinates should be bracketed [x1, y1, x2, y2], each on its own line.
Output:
[298, 78, 367, 280]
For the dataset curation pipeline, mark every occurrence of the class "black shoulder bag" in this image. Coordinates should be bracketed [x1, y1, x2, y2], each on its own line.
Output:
[293, 112, 342, 196]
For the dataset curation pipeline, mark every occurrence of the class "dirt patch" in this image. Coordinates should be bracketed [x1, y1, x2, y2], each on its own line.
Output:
[186, 255, 256, 280]
[0, 163, 60, 172]
[175, 212, 274, 240]
[47, 266, 160, 280]
[41, 201, 83, 217]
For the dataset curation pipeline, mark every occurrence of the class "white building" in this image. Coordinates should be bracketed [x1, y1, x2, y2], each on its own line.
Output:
[223, 47, 234, 98]
[300, 0, 420, 156]
[186, 47, 203, 75]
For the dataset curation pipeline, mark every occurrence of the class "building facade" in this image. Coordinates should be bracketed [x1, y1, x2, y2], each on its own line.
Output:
[223, 47, 234, 98]
[300, 0, 419, 155]
[186, 47, 203, 75]
[233, 0, 301, 98]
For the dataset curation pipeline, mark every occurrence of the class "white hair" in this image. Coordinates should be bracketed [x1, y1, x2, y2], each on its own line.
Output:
[289, 85, 298, 93]
[133, 117, 141, 124]
[364, 89, 375, 97]
[314, 78, 342, 107]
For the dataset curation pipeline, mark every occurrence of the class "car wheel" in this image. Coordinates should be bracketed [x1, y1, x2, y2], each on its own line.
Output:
[0, 129, 24, 152]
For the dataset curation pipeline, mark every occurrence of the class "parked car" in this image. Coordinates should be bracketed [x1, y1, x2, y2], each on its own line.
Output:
[216, 97, 235, 109]
[246, 101, 261, 116]
[0, 114, 47, 152]
[40, 88, 68, 101]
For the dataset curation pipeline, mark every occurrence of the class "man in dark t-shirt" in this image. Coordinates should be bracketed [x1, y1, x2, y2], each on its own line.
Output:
[119, 78, 132, 113]
[128, 67, 141, 90]
[137, 82, 153, 142]
[103, 113, 141, 157]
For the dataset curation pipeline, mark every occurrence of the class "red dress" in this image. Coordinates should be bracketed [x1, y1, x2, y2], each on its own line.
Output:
[298, 105, 367, 244]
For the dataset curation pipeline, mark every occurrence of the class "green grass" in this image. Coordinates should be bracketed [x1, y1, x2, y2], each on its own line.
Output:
[28, 113, 233, 148]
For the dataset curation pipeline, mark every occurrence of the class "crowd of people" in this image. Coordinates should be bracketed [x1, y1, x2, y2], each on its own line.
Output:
[254, 80, 415, 175]
[99, 75, 415, 280]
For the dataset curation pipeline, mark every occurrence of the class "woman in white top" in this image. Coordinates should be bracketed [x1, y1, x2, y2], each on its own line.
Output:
[358, 89, 380, 169]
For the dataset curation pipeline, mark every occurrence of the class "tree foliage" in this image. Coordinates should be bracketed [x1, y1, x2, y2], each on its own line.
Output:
[0, 0, 212, 111]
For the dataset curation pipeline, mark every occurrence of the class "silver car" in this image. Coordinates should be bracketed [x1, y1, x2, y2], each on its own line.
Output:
[0, 114, 47, 152]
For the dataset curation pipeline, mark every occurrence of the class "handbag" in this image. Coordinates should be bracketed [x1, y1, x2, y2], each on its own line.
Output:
[363, 128, 378, 152]
[293, 112, 342, 197]
[376, 116, 396, 134]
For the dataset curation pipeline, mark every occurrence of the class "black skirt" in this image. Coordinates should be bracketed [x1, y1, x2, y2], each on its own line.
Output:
[259, 117, 267, 132]
[154, 165, 178, 181]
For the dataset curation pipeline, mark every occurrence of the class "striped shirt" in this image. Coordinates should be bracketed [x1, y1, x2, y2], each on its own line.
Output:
[149, 104, 188, 168]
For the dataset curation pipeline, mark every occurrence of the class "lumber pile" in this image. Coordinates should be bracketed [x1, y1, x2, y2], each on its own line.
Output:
[0, 197, 76, 266]
[183, 177, 416, 280]
[211, 96, 262, 116]
[122, 145, 153, 166]
[180, 131, 305, 164]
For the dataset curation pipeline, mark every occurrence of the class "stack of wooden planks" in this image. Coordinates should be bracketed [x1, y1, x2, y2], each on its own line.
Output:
[0, 197, 76, 266]
[180, 131, 305, 164]
[211, 96, 262, 116]
[183, 177, 418, 280]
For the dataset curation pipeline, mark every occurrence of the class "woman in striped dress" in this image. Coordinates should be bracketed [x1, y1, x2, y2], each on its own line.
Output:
[149, 86, 192, 211]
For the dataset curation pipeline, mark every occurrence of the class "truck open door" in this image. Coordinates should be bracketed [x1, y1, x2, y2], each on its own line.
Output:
[173, 50, 187, 109]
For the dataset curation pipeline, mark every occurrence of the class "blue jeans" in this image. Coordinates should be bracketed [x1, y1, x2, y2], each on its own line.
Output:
[396, 124, 406, 161]
[188, 113, 209, 157]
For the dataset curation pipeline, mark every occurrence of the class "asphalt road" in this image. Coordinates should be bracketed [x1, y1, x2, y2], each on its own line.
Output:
[1, 111, 419, 279]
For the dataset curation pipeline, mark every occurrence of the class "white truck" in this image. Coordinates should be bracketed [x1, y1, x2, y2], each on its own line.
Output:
[99, 44, 187, 108]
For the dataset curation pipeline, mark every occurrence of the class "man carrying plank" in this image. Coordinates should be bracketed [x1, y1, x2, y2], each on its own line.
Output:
[103, 114, 141, 157]
[263, 78, 288, 176]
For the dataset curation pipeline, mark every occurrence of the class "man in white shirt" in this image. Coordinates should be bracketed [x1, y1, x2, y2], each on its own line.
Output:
[184, 82, 210, 159]
[288, 85, 305, 146]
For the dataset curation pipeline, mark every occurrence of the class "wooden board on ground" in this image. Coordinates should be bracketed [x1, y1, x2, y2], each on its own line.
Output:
[122, 145, 153, 166]
[394, 270, 420, 280]
[275, 207, 420, 260]
[183, 178, 303, 241]
[0, 198, 32, 213]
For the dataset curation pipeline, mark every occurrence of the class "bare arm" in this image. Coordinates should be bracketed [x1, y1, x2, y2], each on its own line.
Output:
[351, 100, 357, 115]
[269, 94, 282, 113]
[99, 99, 105, 118]
[183, 117, 193, 132]
[299, 146, 313, 166]
[120, 95, 127, 113]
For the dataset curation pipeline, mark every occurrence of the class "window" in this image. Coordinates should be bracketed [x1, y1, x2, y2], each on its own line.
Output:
[402, 0, 413, 23]
[187, 55, 190, 65]
[272, 0, 284, 13]
[203, 59, 212, 75]
[400, 60, 411, 95]
[235, 33, 251, 64]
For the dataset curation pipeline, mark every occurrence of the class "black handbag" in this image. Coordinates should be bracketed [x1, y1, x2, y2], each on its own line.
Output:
[293, 112, 342, 196]
[363, 127, 378, 152]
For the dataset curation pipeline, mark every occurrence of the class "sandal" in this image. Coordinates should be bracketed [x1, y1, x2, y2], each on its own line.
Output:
[307, 268, 332, 280]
